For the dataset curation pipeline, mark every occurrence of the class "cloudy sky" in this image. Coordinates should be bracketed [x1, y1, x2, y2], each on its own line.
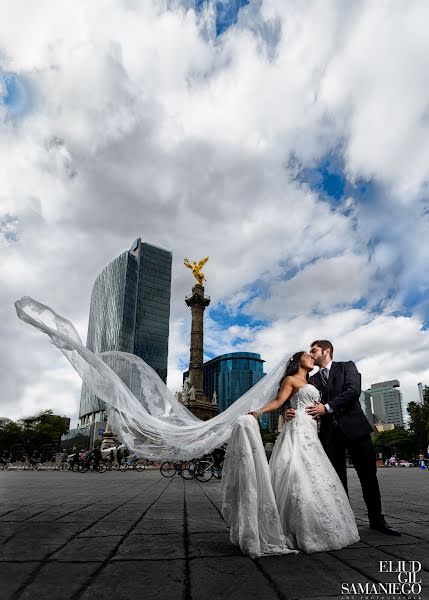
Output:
[1, 0, 428, 427]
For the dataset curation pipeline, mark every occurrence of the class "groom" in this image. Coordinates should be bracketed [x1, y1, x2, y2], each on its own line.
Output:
[287, 340, 400, 536]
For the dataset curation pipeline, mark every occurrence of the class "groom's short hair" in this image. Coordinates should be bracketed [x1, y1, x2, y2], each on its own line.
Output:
[311, 340, 334, 358]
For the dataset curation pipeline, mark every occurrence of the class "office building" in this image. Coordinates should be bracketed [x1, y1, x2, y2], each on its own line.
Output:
[359, 390, 375, 426]
[79, 238, 172, 425]
[183, 351, 267, 425]
[370, 380, 404, 428]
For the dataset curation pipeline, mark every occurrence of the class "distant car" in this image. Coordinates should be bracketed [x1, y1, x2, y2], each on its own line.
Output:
[398, 460, 414, 467]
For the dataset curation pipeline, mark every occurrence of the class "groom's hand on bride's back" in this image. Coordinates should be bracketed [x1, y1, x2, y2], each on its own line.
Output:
[284, 408, 296, 421]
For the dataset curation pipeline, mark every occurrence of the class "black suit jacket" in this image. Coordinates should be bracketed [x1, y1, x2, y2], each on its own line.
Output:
[310, 361, 373, 442]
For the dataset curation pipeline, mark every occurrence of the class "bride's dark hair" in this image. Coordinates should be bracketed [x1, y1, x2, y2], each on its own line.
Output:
[278, 351, 310, 391]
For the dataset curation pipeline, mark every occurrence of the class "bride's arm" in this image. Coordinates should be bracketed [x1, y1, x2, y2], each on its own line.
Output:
[248, 377, 294, 419]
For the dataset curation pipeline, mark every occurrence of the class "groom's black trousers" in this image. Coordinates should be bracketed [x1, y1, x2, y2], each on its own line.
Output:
[321, 426, 383, 523]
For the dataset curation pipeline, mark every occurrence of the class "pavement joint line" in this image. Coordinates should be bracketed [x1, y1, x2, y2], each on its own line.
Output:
[254, 558, 290, 600]
[52, 478, 161, 520]
[326, 549, 384, 585]
[23, 502, 93, 522]
[185, 530, 228, 534]
[384, 496, 429, 505]
[0, 503, 48, 520]
[44, 557, 187, 563]
[366, 543, 429, 570]
[9, 478, 171, 600]
[384, 507, 429, 517]
[193, 479, 286, 600]
[68, 477, 175, 600]
[192, 480, 227, 522]
[357, 523, 429, 546]
[1, 497, 91, 544]
[183, 478, 191, 600]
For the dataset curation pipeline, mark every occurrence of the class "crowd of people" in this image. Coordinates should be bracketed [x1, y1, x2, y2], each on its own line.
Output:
[1, 444, 226, 474]
[0, 444, 133, 471]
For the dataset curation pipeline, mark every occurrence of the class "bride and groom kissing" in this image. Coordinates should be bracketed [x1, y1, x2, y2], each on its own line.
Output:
[222, 340, 400, 558]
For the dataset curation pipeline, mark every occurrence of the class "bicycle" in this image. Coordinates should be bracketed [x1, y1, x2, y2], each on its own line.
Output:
[193, 458, 214, 482]
[193, 455, 224, 482]
[73, 460, 88, 473]
[119, 456, 145, 471]
[159, 460, 194, 479]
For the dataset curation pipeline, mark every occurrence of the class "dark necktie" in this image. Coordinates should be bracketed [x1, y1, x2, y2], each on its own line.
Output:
[320, 368, 329, 386]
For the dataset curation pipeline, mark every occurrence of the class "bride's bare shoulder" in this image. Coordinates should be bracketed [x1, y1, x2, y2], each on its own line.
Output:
[280, 375, 299, 388]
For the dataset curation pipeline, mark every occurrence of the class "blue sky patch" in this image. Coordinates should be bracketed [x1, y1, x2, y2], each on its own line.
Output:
[0, 214, 19, 242]
[293, 150, 380, 210]
[296, 152, 346, 202]
[209, 302, 269, 330]
[195, 0, 250, 36]
[0, 72, 28, 116]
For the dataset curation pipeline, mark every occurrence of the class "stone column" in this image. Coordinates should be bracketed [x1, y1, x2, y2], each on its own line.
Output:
[185, 284, 210, 399]
[183, 283, 218, 420]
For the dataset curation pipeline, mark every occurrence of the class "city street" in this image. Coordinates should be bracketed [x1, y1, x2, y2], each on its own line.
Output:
[0, 468, 428, 600]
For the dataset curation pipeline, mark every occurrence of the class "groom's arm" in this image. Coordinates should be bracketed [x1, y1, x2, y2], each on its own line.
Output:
[328, 361, 361, 414]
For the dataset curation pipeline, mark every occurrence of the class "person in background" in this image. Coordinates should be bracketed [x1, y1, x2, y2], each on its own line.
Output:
[116, 446, 123, 468]
[69, 451, 79, 471]
[61, 449, 69, 470]
[92, 446, 102, 470]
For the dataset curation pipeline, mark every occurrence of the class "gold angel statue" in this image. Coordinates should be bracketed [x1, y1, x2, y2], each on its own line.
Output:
[184, 256, 209, 285]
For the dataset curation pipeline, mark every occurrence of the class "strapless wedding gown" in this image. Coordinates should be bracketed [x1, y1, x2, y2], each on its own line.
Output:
[222, 384, 360, 556]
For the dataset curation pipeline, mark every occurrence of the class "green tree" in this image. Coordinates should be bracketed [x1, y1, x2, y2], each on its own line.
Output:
[373, 428, 416, 459]
[0, 410, 69, 458]
[407, 392, 429, 454]
[260, 427, 279, 445]
[0, 421, 25, 453]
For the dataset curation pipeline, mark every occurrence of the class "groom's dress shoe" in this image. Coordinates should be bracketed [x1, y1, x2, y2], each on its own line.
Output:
[370, 519, 401, 536]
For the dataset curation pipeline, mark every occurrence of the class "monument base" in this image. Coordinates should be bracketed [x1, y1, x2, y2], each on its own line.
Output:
[185, 401, 219, 421]
[100, 421, 117, 450]
[180, 390, 219, 421]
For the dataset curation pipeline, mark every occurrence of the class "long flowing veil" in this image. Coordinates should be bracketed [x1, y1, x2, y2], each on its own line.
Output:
[14, 296, 289, 460]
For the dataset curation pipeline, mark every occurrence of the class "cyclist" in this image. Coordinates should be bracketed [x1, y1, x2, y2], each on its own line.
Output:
[69, 451, 79, 470]
[92, 446, 102, 471]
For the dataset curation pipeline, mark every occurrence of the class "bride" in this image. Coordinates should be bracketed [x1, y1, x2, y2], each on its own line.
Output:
[14, 298, 359, 558]
[221, 351, 360, 556]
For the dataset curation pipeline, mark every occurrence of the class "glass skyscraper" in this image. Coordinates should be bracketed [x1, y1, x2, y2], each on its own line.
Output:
[79, 238, 172, 425]
[184, 351, 266, 421]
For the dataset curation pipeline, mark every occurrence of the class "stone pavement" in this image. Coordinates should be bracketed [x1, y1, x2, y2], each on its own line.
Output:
[0, 468, 428, 600]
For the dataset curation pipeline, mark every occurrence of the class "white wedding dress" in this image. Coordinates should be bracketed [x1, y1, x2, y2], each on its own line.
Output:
[222, 384, 360, 556]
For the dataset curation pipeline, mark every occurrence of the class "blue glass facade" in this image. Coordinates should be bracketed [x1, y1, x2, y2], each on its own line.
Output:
[184, 351, 266, 421]
[79, 238, 172, 421]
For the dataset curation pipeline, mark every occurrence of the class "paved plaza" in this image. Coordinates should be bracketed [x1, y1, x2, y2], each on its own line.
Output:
[0, 468, 428, 600]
